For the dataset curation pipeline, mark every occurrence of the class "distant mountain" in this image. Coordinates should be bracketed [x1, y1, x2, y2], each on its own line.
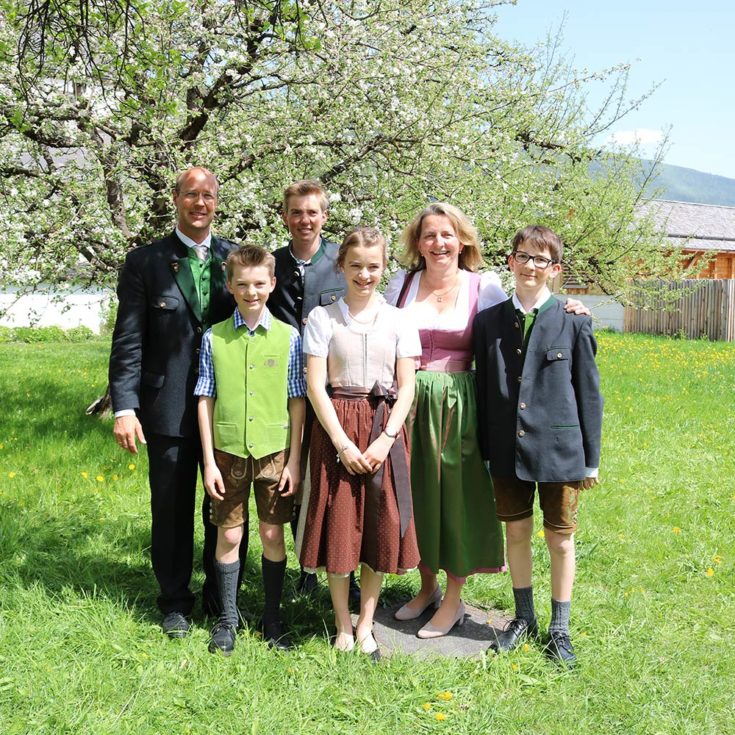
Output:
[642, 162, 735, 207]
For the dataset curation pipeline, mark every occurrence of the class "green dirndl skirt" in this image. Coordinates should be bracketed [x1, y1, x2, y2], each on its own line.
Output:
[408, 370, 505, 579]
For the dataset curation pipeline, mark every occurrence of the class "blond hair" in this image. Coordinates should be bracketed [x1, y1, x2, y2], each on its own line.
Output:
[400, 202, 483, 272]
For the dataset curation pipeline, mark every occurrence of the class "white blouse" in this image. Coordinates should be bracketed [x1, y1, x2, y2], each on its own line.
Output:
[383, 269, 507, 330]
[303, 296, 421, 359]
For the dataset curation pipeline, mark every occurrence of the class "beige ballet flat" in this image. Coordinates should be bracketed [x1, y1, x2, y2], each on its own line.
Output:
[416, 601, 466, 639]
[394, 587, 442, 621]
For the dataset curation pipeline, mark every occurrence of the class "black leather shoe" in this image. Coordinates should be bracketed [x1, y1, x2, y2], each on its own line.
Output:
[260, 619, 294, 651]
[488, 617, 538, 653]
[295, 570, 319, 596]
[208, 621, 237, 656]
[544, 631, 577, 667]
[162, 612, 191, 639]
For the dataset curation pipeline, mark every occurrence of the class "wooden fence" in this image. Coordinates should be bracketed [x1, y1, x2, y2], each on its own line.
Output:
[624, 279, 735, 342]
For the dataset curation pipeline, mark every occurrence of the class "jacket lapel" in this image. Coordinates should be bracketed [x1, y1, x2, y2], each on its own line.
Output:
[170, 235, 202, 324]
[210, 236, 228, 300]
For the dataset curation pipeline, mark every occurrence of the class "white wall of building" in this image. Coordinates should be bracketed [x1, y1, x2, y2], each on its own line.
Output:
[555, 294, 624, 332]
[0, 285, 115, 333]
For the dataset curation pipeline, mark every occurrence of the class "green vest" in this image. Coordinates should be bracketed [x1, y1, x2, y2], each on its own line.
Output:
[187, 249, 212, 319]
[211, 316, 292, 459]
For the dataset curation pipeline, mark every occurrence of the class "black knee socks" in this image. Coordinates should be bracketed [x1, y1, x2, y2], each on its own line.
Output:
[215, 559, 240, 628]
[261, 555, 287, 625]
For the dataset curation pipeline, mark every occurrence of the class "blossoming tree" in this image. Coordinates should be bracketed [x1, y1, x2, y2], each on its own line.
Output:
[0, 0, 684, 298]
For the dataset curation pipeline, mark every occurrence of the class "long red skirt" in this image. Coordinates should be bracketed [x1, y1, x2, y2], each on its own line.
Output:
[299, 397, 419, 575]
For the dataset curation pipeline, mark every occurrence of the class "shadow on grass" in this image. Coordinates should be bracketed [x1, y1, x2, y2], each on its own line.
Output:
[1, 379, 111, 443]
[1, 509, 282, 624]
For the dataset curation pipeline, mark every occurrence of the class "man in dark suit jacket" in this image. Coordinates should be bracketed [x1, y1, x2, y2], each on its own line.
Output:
[109, 167, 247, 636]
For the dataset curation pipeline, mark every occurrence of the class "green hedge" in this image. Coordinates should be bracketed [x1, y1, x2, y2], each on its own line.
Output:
[0, 325, 103, 343]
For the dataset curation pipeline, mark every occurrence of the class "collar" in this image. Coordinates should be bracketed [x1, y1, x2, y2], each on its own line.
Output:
[176, 226, 212, 252]
[289, 236, 326, 266]
[512, 287, 552, 315]
[233, 306, 272, 333]
[337, 295, 385, 324]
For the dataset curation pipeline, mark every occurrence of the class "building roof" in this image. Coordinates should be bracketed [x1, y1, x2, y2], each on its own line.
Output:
[639, 199, 735, 252]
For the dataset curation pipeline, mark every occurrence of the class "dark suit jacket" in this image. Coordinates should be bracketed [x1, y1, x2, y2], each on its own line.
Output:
[268, 238, 345, 333]
[473, 297, 603, 482]
[109, 232, 236, 438]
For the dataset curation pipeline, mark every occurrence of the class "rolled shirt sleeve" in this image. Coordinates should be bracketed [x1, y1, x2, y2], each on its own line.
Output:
[194, 328, 216, 397]
[287, 328, 307, 398]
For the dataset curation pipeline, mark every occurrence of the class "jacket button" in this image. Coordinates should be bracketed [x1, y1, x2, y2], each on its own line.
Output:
[302, 317, 308, 325]
[514, 322, 520, 329]
[557, 352, 563, 358]
[516, 348, 522, 356]
[293, 270, 300, 278]
[518, 430, 525, 437]
[248, 417, 254, 422]
[159, 300, 166, 308]
[517, 376, 522, 383]
[296, 295, 302, 301]
[196, 326, 202, 334]
[520, 402, 526, 409]
[330, 294, 336, 301]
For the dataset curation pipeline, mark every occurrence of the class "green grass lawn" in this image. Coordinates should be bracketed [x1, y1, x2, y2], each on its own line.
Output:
[0, 332, 733, 734]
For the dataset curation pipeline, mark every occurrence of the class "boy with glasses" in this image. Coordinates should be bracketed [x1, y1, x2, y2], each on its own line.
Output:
[472, 225, 603, 667]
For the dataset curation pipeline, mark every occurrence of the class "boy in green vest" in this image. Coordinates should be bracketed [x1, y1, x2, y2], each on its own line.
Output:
[195, 245, 306, 655]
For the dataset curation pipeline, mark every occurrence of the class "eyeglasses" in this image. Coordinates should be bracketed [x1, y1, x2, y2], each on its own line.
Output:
[511, 251, 557, 269]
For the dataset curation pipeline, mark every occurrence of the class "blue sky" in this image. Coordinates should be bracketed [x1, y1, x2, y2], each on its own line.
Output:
[494, 0, 735, 179]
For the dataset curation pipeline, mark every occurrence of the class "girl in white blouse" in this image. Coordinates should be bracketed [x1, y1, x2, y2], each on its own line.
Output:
[299, 227, 421, 659]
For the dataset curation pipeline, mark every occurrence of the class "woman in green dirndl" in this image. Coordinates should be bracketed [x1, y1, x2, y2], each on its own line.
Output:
[384, 203, 507, 638]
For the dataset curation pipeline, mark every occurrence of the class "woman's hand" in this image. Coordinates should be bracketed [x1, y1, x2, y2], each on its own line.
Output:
[363, 433, 394, 473]
[563, 297, 591, 316]
[338, 441, 373, 475]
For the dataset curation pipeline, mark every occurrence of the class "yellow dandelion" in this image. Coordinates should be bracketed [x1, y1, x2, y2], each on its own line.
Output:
[128, 463, 136, 471]
[112, 474, 119, 481]
[8, 471, 16, 479]
[81, 471, 89, 479]
[435, 713, 446, 722]
[0, 443, 4, 449]
[511, 663, 519, 672]
[522, 643, 530, 653]
[437, 691, 452, 701]
[422, 703, 432, 711]
[536, 529, 545, 538]
[705, 568, 714, 577]
[96, 475, 105, 482]
[712, 554, 722, 565]
[672, 526, 681, 534]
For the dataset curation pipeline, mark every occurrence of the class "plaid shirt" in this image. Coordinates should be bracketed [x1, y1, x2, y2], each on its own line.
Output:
[194, 307, 306, 399]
